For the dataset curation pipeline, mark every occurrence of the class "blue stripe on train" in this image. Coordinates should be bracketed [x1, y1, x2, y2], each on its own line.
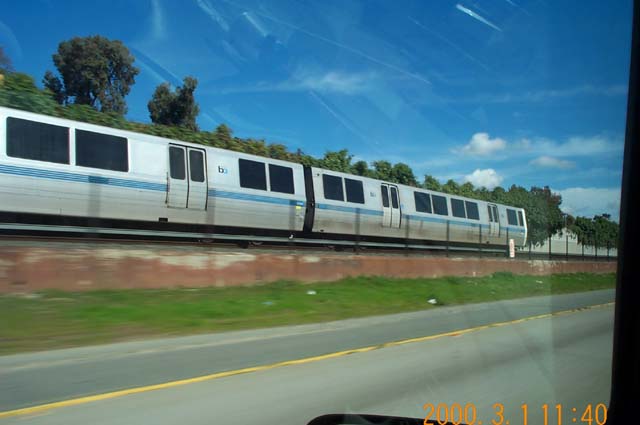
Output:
[405, 213, 525, 233]
[208, 189, 305, 207]
[316, 204, 525, 233]
[0, 163, 526, 234]
[0, 163, 167, 191]
[0, 163, 306, 207]
[404, 213, 490, 229]
[316, 203, 383, 216]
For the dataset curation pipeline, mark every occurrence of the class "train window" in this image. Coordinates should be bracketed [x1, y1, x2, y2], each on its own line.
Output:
[487, 205, 494, 222]
[465, 201, 480, 220]
[189, 150, 205, 182]
[6, 117, 69, 164]
[432, 195, 448, 216]
[239, 159, 267, 190]
[76, 129, 128, 172]
[507, 209, 518, 226]
[269, 164, 294, 194]
[451, 198, 466, 218]
[381, 185, 389, 207]
[169, 146, 186, 180]
[390, 187, 399, 208]
[323, 174, 344, 201]
[345, 178, 364, 204]
[517, 211, 525, 227]
[414, 192, 432, 213]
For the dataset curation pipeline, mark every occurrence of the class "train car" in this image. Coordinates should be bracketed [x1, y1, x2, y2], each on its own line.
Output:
[0, 107, 306, 237]
[309, 167, 527, 247]
[0, 106, 527, 249]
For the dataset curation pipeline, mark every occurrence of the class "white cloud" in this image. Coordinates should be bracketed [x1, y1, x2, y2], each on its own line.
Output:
[560, 136, 618, 156]
[297, 71, 373, 95]
[557, 187, 621, 220]
[529, 156, 575, 169]
[214, 70, 375, 95]
[455, 132, 507, 156]
[513, 135, 622, 157]
[463, 168, 504, 189]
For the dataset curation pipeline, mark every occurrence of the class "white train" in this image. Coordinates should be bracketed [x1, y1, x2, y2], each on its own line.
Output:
[0, 107, 527, 249]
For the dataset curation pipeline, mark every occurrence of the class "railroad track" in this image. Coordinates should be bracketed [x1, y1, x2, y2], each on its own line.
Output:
[0, 222, 617, 261]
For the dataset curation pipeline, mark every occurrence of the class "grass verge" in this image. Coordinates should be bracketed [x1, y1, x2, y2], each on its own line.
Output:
[0, 272, 615, 355]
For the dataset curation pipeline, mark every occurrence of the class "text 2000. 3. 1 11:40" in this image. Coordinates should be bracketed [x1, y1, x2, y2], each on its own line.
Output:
[422, 402, 608, 425]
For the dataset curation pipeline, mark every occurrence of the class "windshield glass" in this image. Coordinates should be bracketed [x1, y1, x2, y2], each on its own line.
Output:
[0, 1, 630, 424]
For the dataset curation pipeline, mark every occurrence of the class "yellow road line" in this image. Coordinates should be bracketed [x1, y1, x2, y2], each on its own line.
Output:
[0, 301, 614, 420]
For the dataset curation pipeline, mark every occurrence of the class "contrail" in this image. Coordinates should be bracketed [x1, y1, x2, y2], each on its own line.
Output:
[408, 16, 490, 71]
[308, 91, 383, 153]
[455, 4, 502, 32]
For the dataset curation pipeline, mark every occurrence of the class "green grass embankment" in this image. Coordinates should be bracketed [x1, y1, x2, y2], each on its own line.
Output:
[0, 272, 615, 354]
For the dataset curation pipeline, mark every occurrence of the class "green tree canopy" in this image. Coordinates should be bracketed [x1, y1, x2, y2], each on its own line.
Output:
[0, 72, 59, 115]
[442, 179, 461, 195]
[372, 160, 393, 181]
[422, 175, 442, 192]
[570, 214, 619, 248]
[392, 162, 417, 186]
[212, 124, 244, 151]
[43, 35, 139, 114]
[459, 182, 476, 198]
[148, 77, 200, 131]
[351, 160, 373, 177]
[268, 143, 289, 160]
[320, 150, 352, 172]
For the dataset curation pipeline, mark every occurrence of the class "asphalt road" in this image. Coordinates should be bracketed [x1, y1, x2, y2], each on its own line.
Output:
[0, 290, 614, 424]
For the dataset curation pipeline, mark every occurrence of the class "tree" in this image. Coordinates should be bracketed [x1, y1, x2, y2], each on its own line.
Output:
[0, 72, 59, 115]
[293, 148, 318, 167]
[571, 214, 619, 248]
[459, 182, 476, 198]
[351, 160, 373, 177]
[499, 185, 563, 246]
[392, 163, 417, 186]
[42, 71, 65, 104]
[43, 35, 139, 114]
[244, 138, 269, 157]
[0, 46, 12, 74]
[422, 175, 442, 191]
[212, 124, 243, 151]
[320, 150, 352, 172]
[268, 143, 289, 160]
[442, 179, 461, 195]
[148, 77, 200, 131]
[372, 160, 393, 181]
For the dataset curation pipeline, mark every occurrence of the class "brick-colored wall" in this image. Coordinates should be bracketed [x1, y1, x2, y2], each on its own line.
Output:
[0, 241, 616, 293]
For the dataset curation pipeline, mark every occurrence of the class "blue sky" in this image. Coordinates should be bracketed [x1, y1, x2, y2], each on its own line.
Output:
[0, 0, 633, 219]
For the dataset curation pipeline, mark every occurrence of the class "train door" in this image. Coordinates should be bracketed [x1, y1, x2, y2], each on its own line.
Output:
[186, 148, 207, 210]
[381, 184, 401, 228]
[168, 145, 188, 208]
[381, 184, 391, 227]
[167, 144, 208, 210]
[487, 204, 500, 237]
[389, 185, 401, 228]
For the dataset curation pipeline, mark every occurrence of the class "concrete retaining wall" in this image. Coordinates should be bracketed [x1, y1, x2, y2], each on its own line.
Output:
[0, 240, 616, 293]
